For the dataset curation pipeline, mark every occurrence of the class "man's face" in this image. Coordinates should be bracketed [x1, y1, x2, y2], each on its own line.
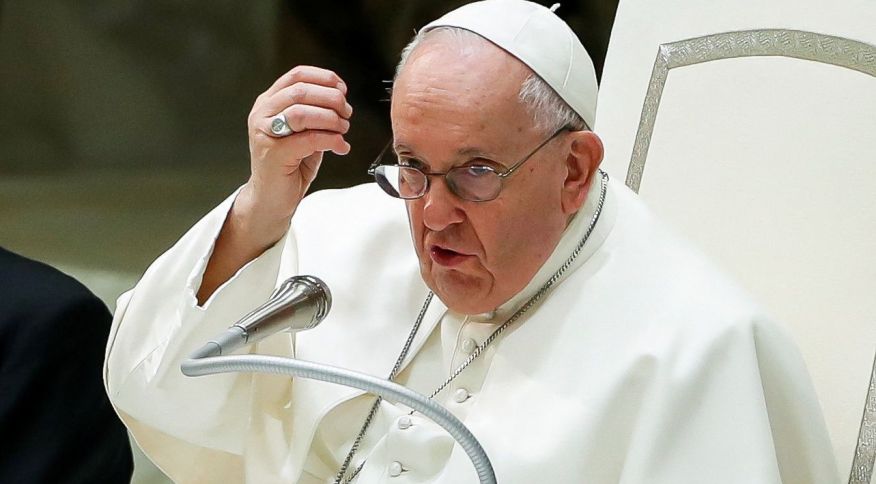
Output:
[390, 35, 574, 315]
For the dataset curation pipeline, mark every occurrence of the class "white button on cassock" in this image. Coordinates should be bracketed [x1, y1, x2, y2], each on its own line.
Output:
[461, 338, 477, 354]
[397, 415, 412, 430]
[389, 461, 404, 477]
[453, 388, 470, 403]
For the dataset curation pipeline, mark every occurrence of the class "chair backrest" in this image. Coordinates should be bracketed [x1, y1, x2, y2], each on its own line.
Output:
[594, 0, 876, 481]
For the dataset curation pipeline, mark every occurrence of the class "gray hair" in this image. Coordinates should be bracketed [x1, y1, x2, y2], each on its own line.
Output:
[394, 27, 589, 134]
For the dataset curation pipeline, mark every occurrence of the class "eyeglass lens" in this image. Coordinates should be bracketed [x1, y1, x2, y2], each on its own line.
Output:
[373, 165, 503, 202]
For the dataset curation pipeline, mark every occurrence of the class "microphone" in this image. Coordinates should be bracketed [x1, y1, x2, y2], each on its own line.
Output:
[181, 274, 495, 483]
[235, 275, 331, 343]
[195, 275, 331, 358]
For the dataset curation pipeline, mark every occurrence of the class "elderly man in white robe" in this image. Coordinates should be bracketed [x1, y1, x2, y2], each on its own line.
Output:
[104, 1, 839, 482]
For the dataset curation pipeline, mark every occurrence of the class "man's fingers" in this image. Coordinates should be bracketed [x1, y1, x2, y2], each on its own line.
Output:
[265, 65, 347, 97]
[263, 83, 353, 120]
[262, 105, 349, 136]
[266, 129, 350, 160]
[242, 66, 351, 225]
[300, 131, 351, 155]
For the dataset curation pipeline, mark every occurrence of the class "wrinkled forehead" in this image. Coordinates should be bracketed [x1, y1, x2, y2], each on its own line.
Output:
[391, 33, 532, 123]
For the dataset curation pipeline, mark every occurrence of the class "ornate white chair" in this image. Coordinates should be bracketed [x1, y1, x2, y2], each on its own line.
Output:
[595, 0, 876, 482]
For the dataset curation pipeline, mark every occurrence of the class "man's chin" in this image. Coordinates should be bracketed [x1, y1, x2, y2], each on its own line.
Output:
[426, 269, 496, 315]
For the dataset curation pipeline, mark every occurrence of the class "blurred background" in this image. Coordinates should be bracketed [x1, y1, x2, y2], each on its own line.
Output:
[0, 1, 617, 481]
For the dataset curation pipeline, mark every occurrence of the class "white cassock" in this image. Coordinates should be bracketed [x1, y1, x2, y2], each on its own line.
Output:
[104, 175, 839, 483]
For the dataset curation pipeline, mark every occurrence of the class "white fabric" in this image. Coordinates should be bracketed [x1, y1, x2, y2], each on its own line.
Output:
[105, 177, 838, 483]
[423, 0, 599, 128]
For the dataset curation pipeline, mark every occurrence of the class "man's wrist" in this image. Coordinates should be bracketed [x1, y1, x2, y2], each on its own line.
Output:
[231, 184, 295, 253]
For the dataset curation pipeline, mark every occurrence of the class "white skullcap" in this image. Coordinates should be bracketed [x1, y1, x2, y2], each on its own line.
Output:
[422, 0, 598, 128]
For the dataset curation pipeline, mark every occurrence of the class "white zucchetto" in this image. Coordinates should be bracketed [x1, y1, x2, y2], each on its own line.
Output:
[423, 0, 599, 128]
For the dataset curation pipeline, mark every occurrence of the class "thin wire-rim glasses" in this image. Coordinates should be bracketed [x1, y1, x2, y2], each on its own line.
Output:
[367, 126, 571, 202]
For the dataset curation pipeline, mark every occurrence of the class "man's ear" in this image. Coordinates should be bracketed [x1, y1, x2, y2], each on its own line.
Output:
[561, 131, 604, 215]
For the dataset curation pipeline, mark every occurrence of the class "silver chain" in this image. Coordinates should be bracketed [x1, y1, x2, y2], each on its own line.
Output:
[335, 171, 609, 483]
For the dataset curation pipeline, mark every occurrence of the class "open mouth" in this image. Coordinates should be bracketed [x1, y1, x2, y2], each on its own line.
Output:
[429, 245, 469, 267]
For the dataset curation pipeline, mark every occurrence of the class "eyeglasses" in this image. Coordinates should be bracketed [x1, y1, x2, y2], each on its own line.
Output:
[367, 126, 570, 202]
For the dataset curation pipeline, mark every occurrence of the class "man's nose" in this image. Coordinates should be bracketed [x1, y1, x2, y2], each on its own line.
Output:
[422, 177, 465, 231]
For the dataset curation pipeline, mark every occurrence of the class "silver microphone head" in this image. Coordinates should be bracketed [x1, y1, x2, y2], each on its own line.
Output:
[232, 275, 331, 345]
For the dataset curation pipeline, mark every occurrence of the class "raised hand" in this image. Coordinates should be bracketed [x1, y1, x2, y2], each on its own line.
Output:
[197, 66, 353, 303]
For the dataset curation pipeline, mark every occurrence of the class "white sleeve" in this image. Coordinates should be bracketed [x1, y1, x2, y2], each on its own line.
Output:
[103, 188, 297, 456]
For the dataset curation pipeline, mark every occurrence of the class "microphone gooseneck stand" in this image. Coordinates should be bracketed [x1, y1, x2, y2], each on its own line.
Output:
[180, 275, 497, 484]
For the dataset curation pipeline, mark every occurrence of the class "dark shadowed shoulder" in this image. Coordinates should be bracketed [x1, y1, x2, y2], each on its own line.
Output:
[0, 247, 101, 316]
[0, 246, 133, 484]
